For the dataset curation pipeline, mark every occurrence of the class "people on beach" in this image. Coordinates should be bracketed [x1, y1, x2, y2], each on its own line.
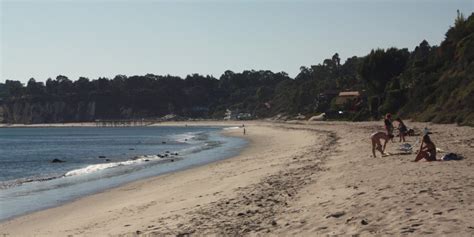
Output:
[384, 113, 394, 141]
[243, 127, 246, 135]
[414, 134, 437, 162]
[370, 132, 394, 157]
[395, 118, 408, 142]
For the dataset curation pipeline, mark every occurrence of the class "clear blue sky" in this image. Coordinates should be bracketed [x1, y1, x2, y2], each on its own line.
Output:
[1, 0, 473, 83]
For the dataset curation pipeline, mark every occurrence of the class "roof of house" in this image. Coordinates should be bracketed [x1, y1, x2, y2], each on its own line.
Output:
[338, 91, 360, 97]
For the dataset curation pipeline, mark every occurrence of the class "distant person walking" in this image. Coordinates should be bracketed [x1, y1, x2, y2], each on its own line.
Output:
[370, 132, 394, 157]
[243, 128, 246, 135]
[384, 113, 394, 141]
[414, 134, 437, 162]
[395, 118, 408, 142]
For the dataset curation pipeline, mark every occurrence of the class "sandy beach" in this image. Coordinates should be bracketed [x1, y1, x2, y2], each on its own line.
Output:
[1, 121, 473, 236]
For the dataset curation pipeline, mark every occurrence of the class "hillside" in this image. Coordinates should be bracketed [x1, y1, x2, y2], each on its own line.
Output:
[0, 12, 472, 125]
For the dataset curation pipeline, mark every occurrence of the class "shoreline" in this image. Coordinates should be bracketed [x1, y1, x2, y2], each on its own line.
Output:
[0, 121, 316, 235]
[1, 121, 473, 236]
[0, 124, 248, 222]
[0, 120, 246, 128]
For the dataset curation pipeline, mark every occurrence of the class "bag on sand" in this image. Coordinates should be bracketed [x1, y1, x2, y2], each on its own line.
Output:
[441, 153, 464, 161]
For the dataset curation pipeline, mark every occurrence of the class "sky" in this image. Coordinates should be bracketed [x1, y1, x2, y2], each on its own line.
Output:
[1, 0, 473, 83]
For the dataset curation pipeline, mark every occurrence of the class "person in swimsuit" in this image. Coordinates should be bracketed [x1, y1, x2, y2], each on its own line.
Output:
[384, 113, 394, 141]
[370, 132, 394, 158]
[395, 118, 408, 142]
[414, 134, 437, 162]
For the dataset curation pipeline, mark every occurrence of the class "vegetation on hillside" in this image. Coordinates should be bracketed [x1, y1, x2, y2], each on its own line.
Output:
[1, 12, 472, 125]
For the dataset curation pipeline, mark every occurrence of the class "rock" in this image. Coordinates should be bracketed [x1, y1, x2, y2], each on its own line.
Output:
[162, 141, 166, 144]
[129, 148, 135, 150]
[237, 212, 245, 216]
[144, 159, 150, 162]
[271, 220, 277, 226]
[105, 159, 111, 162]
[98, 155, 106, 158]
[308, 113, 326, 121]
[170, 159, 174, 162]
[326, 211, 346, 218]
[361, 219, 369, 225]
[166, 151, 170, 153]
[51, 158, 65, 163]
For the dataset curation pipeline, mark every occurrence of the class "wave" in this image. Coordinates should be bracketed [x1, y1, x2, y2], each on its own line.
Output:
[64, 154, 168, 177]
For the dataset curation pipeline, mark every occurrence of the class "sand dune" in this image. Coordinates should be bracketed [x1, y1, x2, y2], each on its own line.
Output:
[0, 121, 473, 236]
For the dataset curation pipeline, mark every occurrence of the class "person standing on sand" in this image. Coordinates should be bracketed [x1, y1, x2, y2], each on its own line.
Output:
[414, 134, 437, 162]
[370, 132, 394, 157]
[243, 127, 246, 135]
[384, 113, 394, 141]
[395, 118, 408, 142]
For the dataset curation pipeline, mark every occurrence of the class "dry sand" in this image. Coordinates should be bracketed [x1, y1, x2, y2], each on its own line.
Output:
[0, 121, 473, 236]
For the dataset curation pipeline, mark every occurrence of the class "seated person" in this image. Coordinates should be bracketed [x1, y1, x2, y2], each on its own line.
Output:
[371, 132, 394, 158]
[414, 134, 437, 162]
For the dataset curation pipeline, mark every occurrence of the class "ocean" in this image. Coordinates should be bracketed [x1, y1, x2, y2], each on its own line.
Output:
[0, 126, 246, 221]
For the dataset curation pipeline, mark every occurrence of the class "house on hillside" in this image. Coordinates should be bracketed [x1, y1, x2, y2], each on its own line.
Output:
[224, 109, 253, 120]
[334, 91, 364, 111]
[224, 109, 239, 120]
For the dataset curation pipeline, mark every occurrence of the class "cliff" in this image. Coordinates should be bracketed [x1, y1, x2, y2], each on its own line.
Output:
[2, 99, 96, 124]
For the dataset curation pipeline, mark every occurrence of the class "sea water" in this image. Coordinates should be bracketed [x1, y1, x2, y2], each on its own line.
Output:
[0, 126, 246, 221]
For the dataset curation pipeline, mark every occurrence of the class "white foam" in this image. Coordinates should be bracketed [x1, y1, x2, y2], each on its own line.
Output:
[64, 155, 162, 177]
[173, 132, 198, 143]
[223, 126, 240, 130]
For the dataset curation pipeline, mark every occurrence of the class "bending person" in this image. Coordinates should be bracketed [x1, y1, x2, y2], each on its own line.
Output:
[371, 132, 393, 158]
[414, 134, 437, 162]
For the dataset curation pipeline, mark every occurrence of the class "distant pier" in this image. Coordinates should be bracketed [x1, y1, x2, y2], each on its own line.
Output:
[94, 119, 157, 127]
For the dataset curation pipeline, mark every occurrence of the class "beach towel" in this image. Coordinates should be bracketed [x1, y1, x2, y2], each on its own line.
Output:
[399, 143, 413, 152]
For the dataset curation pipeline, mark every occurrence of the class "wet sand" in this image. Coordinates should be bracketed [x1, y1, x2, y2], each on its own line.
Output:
[1, 121, 473, 236]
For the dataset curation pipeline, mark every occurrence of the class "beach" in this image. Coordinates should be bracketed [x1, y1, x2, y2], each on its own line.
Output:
[1, 121, 473, 236]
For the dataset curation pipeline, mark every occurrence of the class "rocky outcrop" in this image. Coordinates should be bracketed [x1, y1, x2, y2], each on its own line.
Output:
[2, 99, 96, 124]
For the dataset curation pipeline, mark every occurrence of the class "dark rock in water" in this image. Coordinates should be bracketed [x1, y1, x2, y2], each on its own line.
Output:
[174, 153, 179, 156]
[144, 159, 150, 162]
[170, 159, 174, 162]
[129, 148, 135, 150]
[164, 154, 169, 157]
[184, 139, 188, 141]
[105, 159, 111, 162]
[98, 155, 106, 158]
[162, 141, 166, 144]
[165, 151, 170, 153]
[51, 159, 65, 163]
